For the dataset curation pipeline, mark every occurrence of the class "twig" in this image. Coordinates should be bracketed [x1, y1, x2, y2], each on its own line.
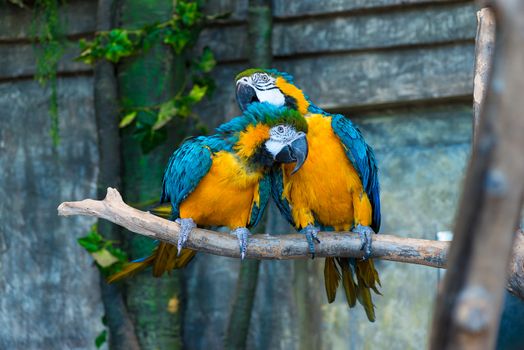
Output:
[57, 188, 524, 298]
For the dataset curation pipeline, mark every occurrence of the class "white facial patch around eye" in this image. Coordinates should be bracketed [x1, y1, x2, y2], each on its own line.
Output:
[265, 125, 298, 157]
[252, 72, 270, 85]
[253, 73, 276, 89]
[256, 89, 285, 106]
[264, 139, 285, 157]
[270, 125, 295, 141]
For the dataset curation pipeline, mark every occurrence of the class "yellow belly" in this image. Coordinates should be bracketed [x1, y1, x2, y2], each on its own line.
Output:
[283, 114, 372, 230]
[179, 151, 262, 229]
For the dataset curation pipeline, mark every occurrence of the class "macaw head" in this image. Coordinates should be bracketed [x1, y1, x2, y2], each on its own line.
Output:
[219, 102, 308, 174]
[235, 68, 312, 116]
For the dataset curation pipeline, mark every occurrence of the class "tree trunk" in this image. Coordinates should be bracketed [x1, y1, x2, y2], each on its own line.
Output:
[429, 2, 524, 349]
[224, 1, 273, 349]
[117, 1, 184, 348]
[94, 0, 140, 348]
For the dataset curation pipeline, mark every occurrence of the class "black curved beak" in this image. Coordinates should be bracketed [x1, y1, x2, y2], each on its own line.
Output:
[236, 83, 258, 111]
[274, 133, 308, 174]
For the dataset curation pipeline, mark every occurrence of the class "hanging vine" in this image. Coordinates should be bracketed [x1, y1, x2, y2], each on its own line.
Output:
[78, 0, 220, 152]
[32, 0, 67, 147]
[10, 0, 220, 150]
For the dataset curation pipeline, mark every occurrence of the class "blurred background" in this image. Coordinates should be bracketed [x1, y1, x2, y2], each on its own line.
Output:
[1, 0, 523, 349]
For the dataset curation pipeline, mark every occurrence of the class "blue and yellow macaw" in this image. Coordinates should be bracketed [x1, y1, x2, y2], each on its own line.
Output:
[108, 103, 309, 282]
[235, 69, 381, 321]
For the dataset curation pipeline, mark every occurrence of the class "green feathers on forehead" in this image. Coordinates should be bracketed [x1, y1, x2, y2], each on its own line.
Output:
[264, 106, 308, 132]
[235, 68, 295, 84]
[235, 68, 269, 81]
[246, 103, 308, 132]
[216, 103, 308, 134]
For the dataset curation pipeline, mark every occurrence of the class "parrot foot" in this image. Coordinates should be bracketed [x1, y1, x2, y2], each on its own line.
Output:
[353, 224, 375, 260]
[301, 225, 321, 259]
[175, 218, 196, 255]
[231, 227, 251, 260]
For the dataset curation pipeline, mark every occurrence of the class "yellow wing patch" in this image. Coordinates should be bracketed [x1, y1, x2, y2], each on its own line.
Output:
[179, 151, 263, 228]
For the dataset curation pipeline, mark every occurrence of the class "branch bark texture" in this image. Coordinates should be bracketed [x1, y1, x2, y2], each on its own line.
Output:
[430, 2, 524, 349]
[94, 1, 140, 349]
[58, 188, 524, 299]
[472, 8, 496, 145]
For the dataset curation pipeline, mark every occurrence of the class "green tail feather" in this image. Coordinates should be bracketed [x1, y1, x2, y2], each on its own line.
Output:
[107, 255, 156, 283]
[323, 257, 381, 322]
[355, 259, 381, 322]
[324, 257, 341, 303]
[356, 259, 382, 295]
[107, 243, 196, 282]
[337, 258, 357, 307]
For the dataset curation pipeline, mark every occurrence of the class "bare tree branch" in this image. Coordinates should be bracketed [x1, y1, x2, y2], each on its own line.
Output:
[472, 7, 496, 145]
[57, 188, 524, 299]
[429, 2, 524, 349]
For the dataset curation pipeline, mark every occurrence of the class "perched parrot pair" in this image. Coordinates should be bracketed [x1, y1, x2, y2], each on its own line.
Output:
[108, 102, 309, 279]
[110, 69, 381, 322]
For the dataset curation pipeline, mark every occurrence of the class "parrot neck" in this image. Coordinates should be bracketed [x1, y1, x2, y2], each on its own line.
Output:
[306, 102, 330, 116]
[232, 123, 274, 173]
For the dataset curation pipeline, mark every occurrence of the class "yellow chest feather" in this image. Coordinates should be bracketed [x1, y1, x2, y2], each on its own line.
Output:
[179, 151, 262, 229]
[282, 114, 371, 230]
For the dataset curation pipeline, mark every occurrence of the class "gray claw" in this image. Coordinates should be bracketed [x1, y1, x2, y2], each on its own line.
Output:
[175, 218, 196, 255]
[302, 225, 320, 259]
[353, 224, 375, 260]
[231, 227, 251, 260]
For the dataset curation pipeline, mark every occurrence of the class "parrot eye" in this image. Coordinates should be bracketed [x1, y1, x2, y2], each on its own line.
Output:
[270, 125, 295, 141]
[252, 73, 273, 88]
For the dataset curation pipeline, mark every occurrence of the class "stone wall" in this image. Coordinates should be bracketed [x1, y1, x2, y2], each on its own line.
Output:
[2, 1, 522, 349]
[0, 1, 104, 349]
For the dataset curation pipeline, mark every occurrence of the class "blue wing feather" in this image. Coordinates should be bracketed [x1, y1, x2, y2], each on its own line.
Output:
[248, 174, 271, 228]
[161, 136, 213, 219]
[269, 166, 296, 227]
[331, 114, 381, 232]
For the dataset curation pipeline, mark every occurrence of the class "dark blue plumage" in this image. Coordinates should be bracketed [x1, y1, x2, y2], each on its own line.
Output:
[160, 136, 213, 219]
[331, 114, 381, 232]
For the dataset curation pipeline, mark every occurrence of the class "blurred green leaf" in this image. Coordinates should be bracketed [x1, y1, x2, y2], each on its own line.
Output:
[77, 224, 128, 275]
[119, 111, 137, 128]
[176, 1, 200, 26]
[77, 225, 103, 253]
[153, 100, 177, 131]
[134, 126, 168, 153]
[188, 84, 207, 103]
[91, 249, 119, 268]
[164, 28, 191, 54]
[107, 246, 128, 264]
[197, 47, 216, 73]
[95, 330, 107, 349]
[176, 98, 192, 118]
